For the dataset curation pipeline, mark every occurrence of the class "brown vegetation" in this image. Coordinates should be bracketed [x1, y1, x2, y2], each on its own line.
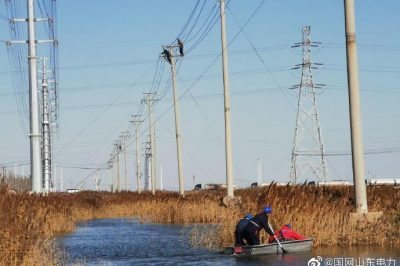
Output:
[0, 184, 399, 265]
[1, 174, 31, 192]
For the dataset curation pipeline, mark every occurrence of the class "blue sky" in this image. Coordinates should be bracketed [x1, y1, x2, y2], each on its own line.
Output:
[0, 0, 399, 191]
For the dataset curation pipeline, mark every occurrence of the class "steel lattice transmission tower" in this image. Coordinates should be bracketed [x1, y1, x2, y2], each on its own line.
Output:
[290, 26, 328, 184]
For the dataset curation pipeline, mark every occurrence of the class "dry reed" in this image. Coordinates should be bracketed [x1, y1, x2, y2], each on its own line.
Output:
[0, 184, 399, 265]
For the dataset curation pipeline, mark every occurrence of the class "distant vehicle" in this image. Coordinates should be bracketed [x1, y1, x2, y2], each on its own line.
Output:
[251, 180, 354, 187]
[67, 188, 79, 193]
[250, 181, 292, 188]
[307, 181, 316, 186]
[194, 183, 232, 191]
[318, 180, 352, 186]
[204, 183, 227, 190]
[369, 178, 400, 186]
[250, 179, 400, 187]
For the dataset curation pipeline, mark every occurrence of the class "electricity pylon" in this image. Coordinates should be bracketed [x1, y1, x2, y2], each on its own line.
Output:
[5, 0, 58, 192]
[290, 26, 328, 184]
[41, 58, 51, 193]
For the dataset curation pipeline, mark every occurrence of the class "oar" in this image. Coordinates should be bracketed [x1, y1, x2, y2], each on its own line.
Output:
[268, 222, 286, 254]
[274, 235, 287, 254]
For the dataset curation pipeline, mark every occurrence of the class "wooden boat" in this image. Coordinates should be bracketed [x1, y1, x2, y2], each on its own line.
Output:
[223, 239, 313, 256]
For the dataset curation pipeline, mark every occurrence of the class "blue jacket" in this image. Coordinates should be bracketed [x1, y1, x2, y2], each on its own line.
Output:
[244, 212, 275, 236]
[235, 218, 250, 235]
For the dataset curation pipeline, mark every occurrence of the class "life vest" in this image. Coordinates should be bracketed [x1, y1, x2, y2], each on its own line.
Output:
[268, 225, 306, 243]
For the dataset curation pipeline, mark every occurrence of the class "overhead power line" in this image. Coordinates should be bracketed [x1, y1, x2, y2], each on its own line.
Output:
[54, 61, 157, 157]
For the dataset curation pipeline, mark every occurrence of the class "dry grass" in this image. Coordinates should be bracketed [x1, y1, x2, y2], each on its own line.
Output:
[1, 175, 31, 192]
[0, 184, 399, 265]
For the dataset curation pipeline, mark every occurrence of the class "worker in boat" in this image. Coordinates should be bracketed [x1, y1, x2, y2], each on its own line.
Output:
[242, 206, 275, 245]
[268, 224, 306, 243]
[235, 213, 253, 246]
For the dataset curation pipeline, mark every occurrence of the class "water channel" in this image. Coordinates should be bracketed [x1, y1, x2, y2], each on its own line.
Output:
[57, 218, 400, 265]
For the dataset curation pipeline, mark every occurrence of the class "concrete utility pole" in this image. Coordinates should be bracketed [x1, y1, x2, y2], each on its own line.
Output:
[219, 0, 234, 197]
[120, 131, 130, 191]
[1, 166, 6, 183]
[344, 0, 368, 213]
[107, 160, 113, 192]
[2, 166, 6, 183]
[107, 157, 115, 192]
[5, 0, 57, 192]
[143, 93, 157, 195]
[108, 166, 113, 192]
[160, 161, 163, 190]
[60, 166, 63, 192]
[28, 0, 42, 192]
[153, 119, 157, 193]
[114, 141, 121, 192]
[144, 137, 151, 191]
[130, 115, 143, 194]
[94, 171, 100, 191]
[162, 42, 185, 196]
[257, 158, 262, 185]
[41, 58, 51, 193]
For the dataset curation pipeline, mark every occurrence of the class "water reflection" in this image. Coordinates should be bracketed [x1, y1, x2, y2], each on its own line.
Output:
[57, 218, 399, 266]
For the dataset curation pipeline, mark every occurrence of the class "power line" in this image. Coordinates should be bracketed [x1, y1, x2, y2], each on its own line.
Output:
[70, 1, 227, 189]
[179, 0, 207, 42]
[185, 3, 221, 54]
[54, 61, 157, 157]
[176, 0, 201, 40]
[156, 0, 268, 123]
[149, 0, 268, 182]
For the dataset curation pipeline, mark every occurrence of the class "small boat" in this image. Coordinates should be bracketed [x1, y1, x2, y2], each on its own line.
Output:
[223, 239, 314, 256]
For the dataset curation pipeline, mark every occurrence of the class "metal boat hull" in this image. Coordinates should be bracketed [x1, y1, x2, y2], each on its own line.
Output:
[223, 239, 313, 256]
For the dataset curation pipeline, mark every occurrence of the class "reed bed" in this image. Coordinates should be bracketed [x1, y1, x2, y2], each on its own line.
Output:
[0, 184, 399, 265]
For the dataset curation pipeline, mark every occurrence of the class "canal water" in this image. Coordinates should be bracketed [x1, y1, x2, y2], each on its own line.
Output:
[57, 218, 400, 265]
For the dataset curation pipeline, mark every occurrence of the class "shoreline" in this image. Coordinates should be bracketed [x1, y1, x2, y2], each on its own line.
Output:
[1, 185, 399, 265]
